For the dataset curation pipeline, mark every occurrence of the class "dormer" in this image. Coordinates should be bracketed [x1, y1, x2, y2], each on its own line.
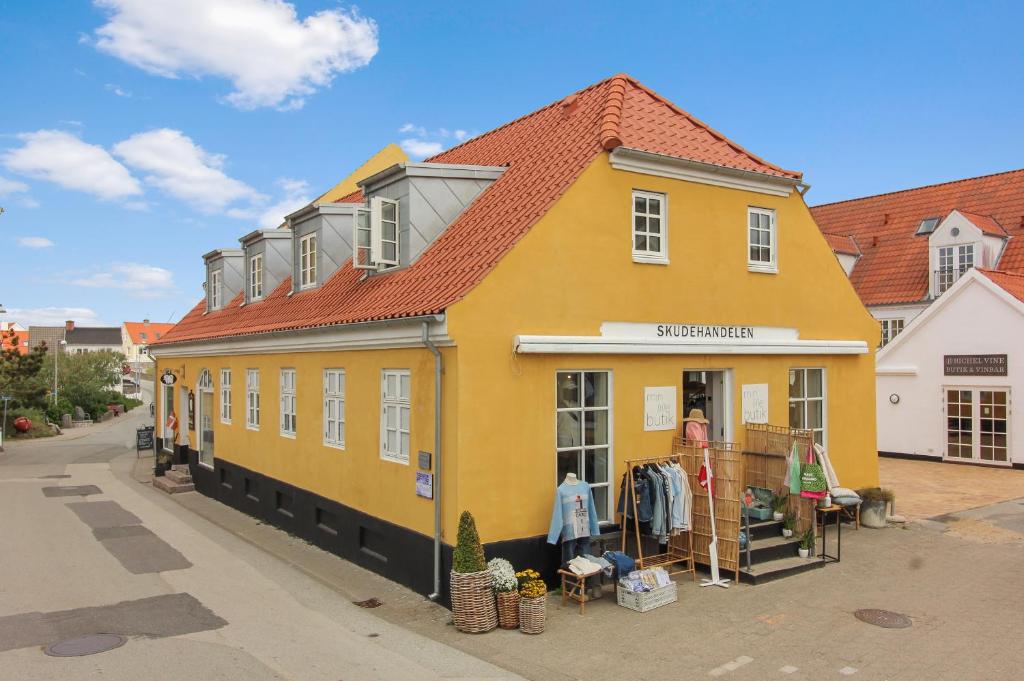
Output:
[286, 203, 360, 293]
[203, 248, 244, 312]
[927, 209, 1009, 298]
[823, 233, 861, 276]
[352, 162, 507, 273]
[239, 229, 292, 304]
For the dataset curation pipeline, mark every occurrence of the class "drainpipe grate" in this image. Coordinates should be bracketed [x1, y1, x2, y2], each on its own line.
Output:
[854, 609, 912, 629]
[44, 634, 127, 657]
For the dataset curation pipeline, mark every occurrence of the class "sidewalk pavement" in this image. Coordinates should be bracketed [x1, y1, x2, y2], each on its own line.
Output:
[879, 456, 1024, 519]
[142, 455, 1024, 681]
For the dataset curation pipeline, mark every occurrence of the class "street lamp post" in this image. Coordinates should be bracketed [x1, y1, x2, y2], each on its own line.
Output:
[53, 339, 67, 402]
[0, 395, 10, 452]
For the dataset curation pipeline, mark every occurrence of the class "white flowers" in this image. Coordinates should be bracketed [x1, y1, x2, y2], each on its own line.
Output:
[488, 558, 517, 593]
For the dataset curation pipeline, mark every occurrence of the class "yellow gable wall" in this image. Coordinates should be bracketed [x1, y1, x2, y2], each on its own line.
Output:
[156, 346, 456, 539]
[446, 154, 879, 543]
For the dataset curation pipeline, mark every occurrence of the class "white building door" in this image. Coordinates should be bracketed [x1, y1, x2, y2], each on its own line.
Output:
[945, 388, 1010, 465]
[197, 370, 215, 468]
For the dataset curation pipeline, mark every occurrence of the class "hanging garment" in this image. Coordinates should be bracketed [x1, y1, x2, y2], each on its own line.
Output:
[799, 445, 828, 500]
[616, 471, 653, 522]
[644, 467, 667, 542]
[685, 420, 710, 447]
[672, 463, 694, 531]
[787, 441, 802, 495]
[547, 480, 601, 544]
[698, 459, 715, 496]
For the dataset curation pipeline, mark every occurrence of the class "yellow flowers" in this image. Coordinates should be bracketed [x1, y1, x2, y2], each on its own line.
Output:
[516, 569, 546, 598]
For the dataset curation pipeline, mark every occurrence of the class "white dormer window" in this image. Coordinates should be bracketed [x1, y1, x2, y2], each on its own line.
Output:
[210, 269, 223, 309]
[632, 190, 668, 264]
[249, 254, 263, 300]
[747, 207, 777, 273]
[353, 197, 401, 271]
[936, 244, 974, 294]
[299, 233, 317, 288]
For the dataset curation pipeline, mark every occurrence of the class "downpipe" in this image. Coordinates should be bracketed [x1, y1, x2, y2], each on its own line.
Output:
[423, 321, 443, 602]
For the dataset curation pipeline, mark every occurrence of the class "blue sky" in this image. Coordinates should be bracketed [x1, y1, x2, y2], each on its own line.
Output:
[1, 1, 1022, 329]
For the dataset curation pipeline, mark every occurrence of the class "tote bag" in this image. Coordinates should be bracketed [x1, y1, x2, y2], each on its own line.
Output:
[787, 442, 802, 495]
[799, 444, 827, 499]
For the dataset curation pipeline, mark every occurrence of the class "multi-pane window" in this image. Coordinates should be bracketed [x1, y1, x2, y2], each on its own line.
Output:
[249, 254, 263, 300]
[246, 369, 260, 430]
[220, 368, 232, 424]
[380, 369, 411, 464]
[946, 389, 1010, 463]
[373, 197, 400, 267]
[210, 269, 223, 309]
[946, 389, 973, 459]
[936, 244, 975, 294]
[280, 369, 296, 437]
[299, 233, 317, 288]
[631, 190, 667, 263]
[555, 370, 612, 522]
[748, 207, 777, 272]
[879, 318, 905, 347]
[789, 368, 826, 446]
[323, 369, 345, 448]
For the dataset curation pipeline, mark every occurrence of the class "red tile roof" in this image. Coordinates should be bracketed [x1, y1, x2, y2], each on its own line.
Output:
[1, 329, 29, 355]
[124, 321, 175, 344]
[979, 269, 1024, 304]
[959, 210, 1008, 237]
[811, 169, 1024, 305]
[157, 74, 801, 345]
[823, 233, 861, 256]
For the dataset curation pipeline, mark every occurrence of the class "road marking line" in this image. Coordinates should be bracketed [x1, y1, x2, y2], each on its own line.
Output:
[839, 667, 858, 675]
[709, 656, 753, 676]
[779, 665, 799, 674]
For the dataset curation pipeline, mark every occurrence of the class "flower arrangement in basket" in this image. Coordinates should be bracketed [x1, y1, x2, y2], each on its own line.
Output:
[516, 569, 547, 634]
[450, 511, 498, 633]
[489, 558, 519, 629]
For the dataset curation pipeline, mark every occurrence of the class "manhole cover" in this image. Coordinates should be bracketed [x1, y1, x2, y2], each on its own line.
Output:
[353, 598, 382, 608]
[45, 634, 126, 657]
[854, 609, 912, 629]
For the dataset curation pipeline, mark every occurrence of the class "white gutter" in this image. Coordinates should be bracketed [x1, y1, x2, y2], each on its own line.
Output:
[422, 322, 443, 602]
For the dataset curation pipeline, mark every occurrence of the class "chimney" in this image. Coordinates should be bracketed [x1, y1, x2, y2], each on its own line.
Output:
[143, 319, 150, 325]
[65, 320, 75, 331]
[883, 213, 890, 225]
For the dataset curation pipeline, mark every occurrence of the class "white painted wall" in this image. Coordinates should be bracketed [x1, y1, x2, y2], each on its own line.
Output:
[876, 273, 1023, 465]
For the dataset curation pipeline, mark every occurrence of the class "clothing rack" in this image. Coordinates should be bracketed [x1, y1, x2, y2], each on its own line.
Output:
[619, 454, 696, 581]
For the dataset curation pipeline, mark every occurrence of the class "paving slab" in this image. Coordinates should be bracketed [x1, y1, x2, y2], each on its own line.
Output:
[879, 457, 1024, 519]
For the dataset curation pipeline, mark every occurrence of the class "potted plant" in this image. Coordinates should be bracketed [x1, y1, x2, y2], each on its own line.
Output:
[450, 511, 498, 633]
[489, 557, 519, 629]
[798, 528, 815, 559]
[516, 569, 547, 634]
[772, 492, 788, 522]
[858, 487, 894, 528]
[781, 512, 795, 539]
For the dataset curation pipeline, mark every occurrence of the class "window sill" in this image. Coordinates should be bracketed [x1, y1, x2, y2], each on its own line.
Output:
[221, 420, 232, 426]
[747, 263, 778, 274]
[197, 461, 214, 471]
[280, 432, 296, 440]
[379, 453, 410, 465]
[632, 254, 670, 266]
[323, 441, 346, 451]
[246, 425, 260, 432]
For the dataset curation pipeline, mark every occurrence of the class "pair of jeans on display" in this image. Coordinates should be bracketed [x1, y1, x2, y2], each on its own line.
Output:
[561, 537, 592, 565]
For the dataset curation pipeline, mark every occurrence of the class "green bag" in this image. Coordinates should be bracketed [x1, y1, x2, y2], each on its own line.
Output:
[800, 446, 827, 494]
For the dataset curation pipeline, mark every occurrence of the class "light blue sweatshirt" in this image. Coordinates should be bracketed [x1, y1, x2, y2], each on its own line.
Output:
[547, 480, 601, 544]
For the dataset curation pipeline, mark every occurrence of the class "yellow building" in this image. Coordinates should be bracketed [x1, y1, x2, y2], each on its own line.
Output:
[152, 75, 877, 600]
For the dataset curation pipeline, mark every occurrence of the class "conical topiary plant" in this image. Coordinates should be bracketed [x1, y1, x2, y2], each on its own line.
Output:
[453, 511, 487, 573]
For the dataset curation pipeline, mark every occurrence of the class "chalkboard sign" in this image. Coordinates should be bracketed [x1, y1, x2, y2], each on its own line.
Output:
[136, 426, 155, 452]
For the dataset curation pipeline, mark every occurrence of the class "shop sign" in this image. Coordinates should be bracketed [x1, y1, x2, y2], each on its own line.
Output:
[600, 321, 797, 343]
[644, 386, 676, 431]
[187, 391, 195, 431]
[741, 384, 769, 424]
[943, 354, 1008, 376]
[160, 370, 177, 386]
[416, 472, 433, 499]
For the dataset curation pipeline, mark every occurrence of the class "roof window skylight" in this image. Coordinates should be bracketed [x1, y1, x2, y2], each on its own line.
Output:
[916, 217, 940, 235]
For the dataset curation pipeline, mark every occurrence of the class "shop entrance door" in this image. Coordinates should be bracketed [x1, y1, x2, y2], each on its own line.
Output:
[682, 370, 732, 442]
[945, 388, 1010, 465]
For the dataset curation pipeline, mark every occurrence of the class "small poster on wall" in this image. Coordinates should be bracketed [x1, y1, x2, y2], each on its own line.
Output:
[416, 472, 433, 499]
[741, 384, 768, 424]
[644, 386, 677, 431]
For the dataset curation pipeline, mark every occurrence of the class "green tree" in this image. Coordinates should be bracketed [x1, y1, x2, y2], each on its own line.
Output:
[40, 349, 125, 418]
[452, 511, 487, 573]
[0, 330, 48, 409]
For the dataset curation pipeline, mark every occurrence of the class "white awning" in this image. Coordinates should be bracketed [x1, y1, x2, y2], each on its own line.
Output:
[513, 335, 869, 356]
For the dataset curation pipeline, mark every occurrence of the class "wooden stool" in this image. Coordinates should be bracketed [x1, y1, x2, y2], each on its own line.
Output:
[558, 569, 600, 615]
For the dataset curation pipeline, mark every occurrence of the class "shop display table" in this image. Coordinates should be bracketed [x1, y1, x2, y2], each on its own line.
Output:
[558, 568, 601, 615]
[815, 504, 843, 563]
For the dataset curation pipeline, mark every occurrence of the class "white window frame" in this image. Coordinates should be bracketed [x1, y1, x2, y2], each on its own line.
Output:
[299, 233, 317, 289]
[246, 369, 260, 430]
[353, 207, 373, 270]
[936, 243, 975, 295]
[323, 369, 346, 449]
[249, 254, 263, 301]
[879, 318, 905, 347]
[220, 368, 232, 424]
[210, 269, 223, 310]
[789, 368, 827, 447]
[280, 368, 296, 438]
[631, 190, 669, 264]
[943, 387, 1011, 465]
[380, 369, 411, 464]
[371, 196, 400, 268]
[554, 370, 614, 523]
[747, 206, 778, 273]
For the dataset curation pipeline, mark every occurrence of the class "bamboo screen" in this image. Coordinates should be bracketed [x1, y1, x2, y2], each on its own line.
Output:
[674, 438, 741, 580]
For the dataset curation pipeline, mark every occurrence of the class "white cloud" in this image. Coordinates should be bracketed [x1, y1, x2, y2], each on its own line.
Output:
[0, 176, 29, 195]
[397, 123, 475, 160]
[400, 139, 444, 159]
[256, 177, 312, 228]
[105, 83, 132, 98]
[71, 262, 176, 299]
[2, 307, 104, 327]
[17, 236, 54, 249]
[19, 197, 41, 209]
[92, 0, 379, 110]
[113, 128, 262, 213]
[2, 130, 142, 201]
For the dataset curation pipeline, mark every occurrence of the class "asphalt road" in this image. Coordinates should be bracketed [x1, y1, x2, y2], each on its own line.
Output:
[0, 409, 521, 680]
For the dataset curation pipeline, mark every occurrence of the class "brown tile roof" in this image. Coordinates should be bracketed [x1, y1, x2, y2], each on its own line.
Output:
[979, 269, 1024, 304]
[959, 210, 1008, 237]
[157, 74, 801, 345]
[811, 169, 1024, 306]
[823, 233, 861, 256]
[124, 321, 176, 344]
[1, 329, 28, 355]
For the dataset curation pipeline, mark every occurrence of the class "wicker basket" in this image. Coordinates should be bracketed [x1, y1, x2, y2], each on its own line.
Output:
[450, 570, 498, 633]
[496, 591, 520, 629]
[518, 595, 546, 634]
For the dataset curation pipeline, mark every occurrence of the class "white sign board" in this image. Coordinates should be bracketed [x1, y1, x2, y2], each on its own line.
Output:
[644, 386, 677, 431]
[741, 384, 769, 424]
[416, 472, 433, 499]
[601, 321, 798, 343]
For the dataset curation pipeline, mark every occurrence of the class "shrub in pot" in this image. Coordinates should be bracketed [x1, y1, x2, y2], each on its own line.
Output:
[489, 557, 519, 630]
[782, 512, 795, 539]
[798, 528, 815, 559]
[772, 492, 788, 522]
[450, 511, 497, 633]
[857, 487, 894, 528]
